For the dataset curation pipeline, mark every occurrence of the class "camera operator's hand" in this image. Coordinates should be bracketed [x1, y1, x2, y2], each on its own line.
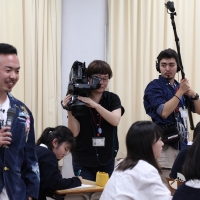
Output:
[77, 96, 121, 127]
[0, 127, 12, 147]
[77, 96, 98, 109]
[62, 94, 72, 110]
[63, 94, 81, 137]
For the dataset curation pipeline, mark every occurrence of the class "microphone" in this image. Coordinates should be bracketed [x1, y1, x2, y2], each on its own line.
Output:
[2, 108, 16, 147]
[6, 108, 16, 131]
[165, 1, 175, 12]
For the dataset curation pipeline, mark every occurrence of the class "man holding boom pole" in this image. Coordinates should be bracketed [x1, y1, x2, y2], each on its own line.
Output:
[143, 48, 200, 177]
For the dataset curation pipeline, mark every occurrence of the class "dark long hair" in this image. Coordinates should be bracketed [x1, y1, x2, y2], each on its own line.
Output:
[182, 131, 200, 180]
[36, 125, 76, 152]
[116, 121, 162, 174]
[193, 121, 200, 141]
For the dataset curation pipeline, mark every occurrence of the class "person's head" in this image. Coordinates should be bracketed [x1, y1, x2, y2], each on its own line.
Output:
[117, 121, 163, 173]
[87, 60, 112, 93]
[182, 132, 200, 180]
[36, 125, 76, 160]
[0, 43, 20, 94]
[156, 48, 180, 81]
[193, 122, 200, 141]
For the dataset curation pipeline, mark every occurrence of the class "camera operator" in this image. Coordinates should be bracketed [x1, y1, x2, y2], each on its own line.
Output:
[62, 60, 124, 181]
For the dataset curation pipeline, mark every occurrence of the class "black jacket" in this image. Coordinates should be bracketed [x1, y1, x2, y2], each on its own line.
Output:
[36, 146, 81, 200]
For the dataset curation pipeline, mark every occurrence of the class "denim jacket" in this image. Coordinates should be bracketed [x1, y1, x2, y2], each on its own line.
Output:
[0, 93, 40, 200]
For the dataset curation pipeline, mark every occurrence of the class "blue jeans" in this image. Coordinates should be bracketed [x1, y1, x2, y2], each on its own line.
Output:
[73, 159, 115, 181]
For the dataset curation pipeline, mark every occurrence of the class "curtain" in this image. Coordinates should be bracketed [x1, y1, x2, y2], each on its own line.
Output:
[0, 0, 62, 139]
[108, 0, 200, 158]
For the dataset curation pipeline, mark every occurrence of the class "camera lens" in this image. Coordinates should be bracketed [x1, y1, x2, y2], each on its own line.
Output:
[71, 101, 88, 116]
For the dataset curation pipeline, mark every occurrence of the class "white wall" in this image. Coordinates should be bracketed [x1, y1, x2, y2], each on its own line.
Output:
[61, 0, 107, 125]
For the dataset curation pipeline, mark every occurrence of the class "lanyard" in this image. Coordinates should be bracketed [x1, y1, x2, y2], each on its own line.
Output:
[89, 108, 102, 137]
[174, 86, 179, 114]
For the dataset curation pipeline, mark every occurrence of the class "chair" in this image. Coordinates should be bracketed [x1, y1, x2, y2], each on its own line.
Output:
[47, 193, 90, 200]
[47, 197, 59, 200]
[90, 192, 102, 200]
[64, 193, 89, 200]
[47, 192, 65, 200]
[165, 177, 184, 195]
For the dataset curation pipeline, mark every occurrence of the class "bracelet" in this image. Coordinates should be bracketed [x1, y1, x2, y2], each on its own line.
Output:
[174, 95, 180, 101]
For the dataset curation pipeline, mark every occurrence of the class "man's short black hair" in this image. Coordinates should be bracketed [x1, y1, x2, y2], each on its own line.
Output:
[157, 48, 179, 66]
[0, 43, 17, 55]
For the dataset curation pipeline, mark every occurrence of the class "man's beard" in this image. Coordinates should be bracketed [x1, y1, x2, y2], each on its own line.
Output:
[165, 75, 173, 80]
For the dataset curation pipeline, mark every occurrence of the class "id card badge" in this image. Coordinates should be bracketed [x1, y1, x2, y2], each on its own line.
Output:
[179, 107, 188, 118]
[92, 137, 105, 147]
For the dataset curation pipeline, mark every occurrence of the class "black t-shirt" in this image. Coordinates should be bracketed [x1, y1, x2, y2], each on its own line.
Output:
[72, 91, 122, 167]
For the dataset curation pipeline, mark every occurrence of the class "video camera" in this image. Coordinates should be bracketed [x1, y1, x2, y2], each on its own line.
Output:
[63, 61, 101, 116]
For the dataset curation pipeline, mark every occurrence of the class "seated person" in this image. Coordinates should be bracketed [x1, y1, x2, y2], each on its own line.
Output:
[100, 121, 172, 200]
[170, 122, 200, 179]
[173, 130, 200, 200]
[36, 125, 82, 200]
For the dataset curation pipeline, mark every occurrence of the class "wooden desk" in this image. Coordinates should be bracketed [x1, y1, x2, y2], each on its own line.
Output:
[54, 179, 104, 200]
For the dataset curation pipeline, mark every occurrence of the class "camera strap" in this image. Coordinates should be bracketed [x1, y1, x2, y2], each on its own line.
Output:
[89, 108, 102, 137]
